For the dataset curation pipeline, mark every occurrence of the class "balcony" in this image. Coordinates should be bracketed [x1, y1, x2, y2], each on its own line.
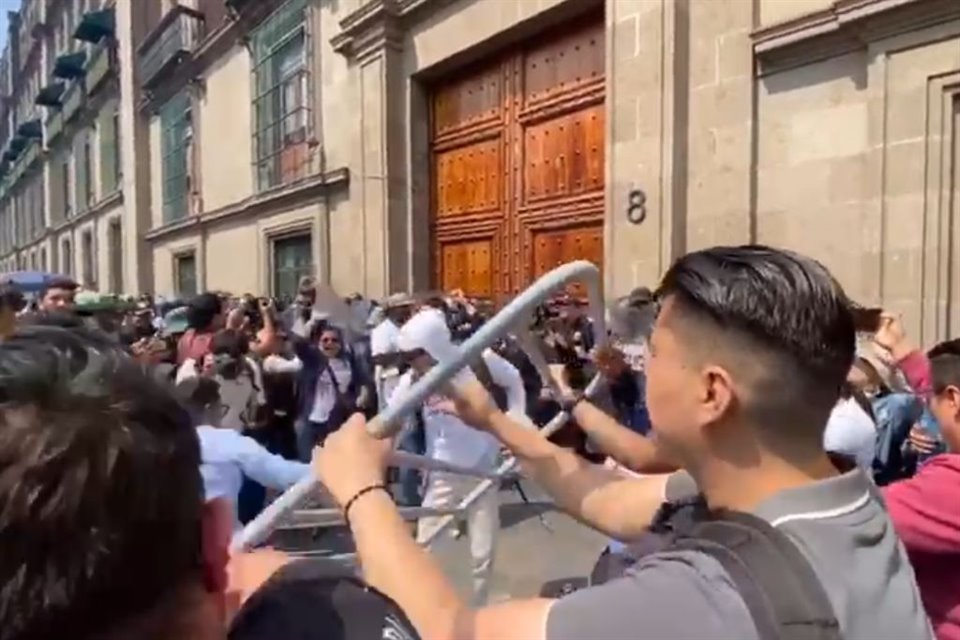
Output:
[86, 43, 115, 95]
[35, 81, 65, 107]
[17, 119, 43, 140]
[74, 7, 116, 44]
[45, 109, 63, 145]
[139, 6, 205, 89]
[53, 51, 87, 80]
[63, 80, 84, 123]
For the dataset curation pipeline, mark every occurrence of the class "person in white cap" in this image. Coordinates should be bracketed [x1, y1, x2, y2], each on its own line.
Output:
[371, 293, 420, 505]
[390, 308, 526, 605]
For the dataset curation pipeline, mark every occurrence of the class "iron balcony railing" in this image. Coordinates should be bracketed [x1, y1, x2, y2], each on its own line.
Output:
[139, 6, 205, 88]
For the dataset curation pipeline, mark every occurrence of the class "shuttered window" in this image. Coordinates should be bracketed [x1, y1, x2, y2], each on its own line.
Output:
[75, 132, 93, 212]
[175, 252, 198, 297]
[160, 91, 192, 223]
[271, 233, 312, 300]
[108, 219, 123, 293]
[100, 106, 120, 195]
[81, 229, 96, 290]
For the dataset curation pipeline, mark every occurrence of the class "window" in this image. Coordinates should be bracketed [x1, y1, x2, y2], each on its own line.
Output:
[99, 106, 121, 195]
[271, 233, 312, 299]
[175, 252, 198, 297]
[160, 92, 193, 223]
[251, 0, 310, 192]
[61, 157, 73, 219]
[40, 247, 47, 271]
[81, 230, 96, 289]
[76, 133, 94, 211]
[108, 219, 123, 293]
[61, 238, 73, 276]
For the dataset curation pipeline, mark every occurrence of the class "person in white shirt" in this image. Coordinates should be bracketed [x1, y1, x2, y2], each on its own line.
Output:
[371, 293, 421, 505]
[371, 293, 415, 411]
[390, 309, 527, 605]
[176, 377, 310, 532]
[823, 387, 878, 470]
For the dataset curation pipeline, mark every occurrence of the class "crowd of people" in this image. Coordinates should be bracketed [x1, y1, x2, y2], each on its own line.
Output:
[0, 244, 958, 640]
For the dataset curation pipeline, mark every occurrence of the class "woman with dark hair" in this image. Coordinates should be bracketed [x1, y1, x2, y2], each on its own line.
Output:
[292, 322, 372, 461]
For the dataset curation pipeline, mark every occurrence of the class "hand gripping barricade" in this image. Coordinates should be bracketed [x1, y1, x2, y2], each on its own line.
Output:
[232, 260, 608, 554]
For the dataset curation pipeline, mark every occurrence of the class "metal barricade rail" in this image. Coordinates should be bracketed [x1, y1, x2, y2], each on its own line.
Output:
[233, 260, 607, 553]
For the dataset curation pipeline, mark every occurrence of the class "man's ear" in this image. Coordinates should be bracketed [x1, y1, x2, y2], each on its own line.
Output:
[700, 365, 735, 426]
[947, 385, 960, 415]
[200, 498, 233, 594]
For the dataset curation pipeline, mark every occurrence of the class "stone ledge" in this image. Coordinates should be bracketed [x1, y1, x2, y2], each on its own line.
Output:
[144, 167, 349, 242]
[752, 0, 960, 75]
[330, 0, 458, 60]
[51, 189, 124, 234]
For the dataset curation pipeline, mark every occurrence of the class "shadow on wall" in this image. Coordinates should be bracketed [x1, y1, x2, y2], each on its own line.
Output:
[760, 48, 869, 96]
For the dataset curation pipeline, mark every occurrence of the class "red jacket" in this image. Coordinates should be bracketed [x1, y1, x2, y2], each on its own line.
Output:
[883, 455, 960, 640]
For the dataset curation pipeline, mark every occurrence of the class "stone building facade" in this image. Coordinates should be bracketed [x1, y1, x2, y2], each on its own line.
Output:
[0, 0, 957, 344]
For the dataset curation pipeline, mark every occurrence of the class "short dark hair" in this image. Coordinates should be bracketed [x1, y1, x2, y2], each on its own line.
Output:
[185, 292, 222, 331]
[928, 338, 960, 359]
[931, 354, 960, 395]
[0, 282, 25, 312]
[656, 245, 855, 431]
[38, 275, 78, 299]
[0, 326, 203, 639]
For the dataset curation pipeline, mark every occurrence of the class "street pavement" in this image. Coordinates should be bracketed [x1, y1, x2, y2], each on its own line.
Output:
[272, 481, 607, 602]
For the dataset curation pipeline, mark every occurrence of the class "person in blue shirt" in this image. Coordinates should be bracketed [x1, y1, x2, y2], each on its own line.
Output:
[175, 377, 310, 531]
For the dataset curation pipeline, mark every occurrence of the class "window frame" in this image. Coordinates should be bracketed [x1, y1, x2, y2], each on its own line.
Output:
[81, 228, 96, 289]
[270, 231, 313, 300]
[159, 91, 193, 224]
[250, 0, 312, 193]
[174, 251, 198, 298]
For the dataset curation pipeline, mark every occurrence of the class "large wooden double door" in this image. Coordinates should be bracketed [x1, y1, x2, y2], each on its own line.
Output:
[429, 18, 605, 302]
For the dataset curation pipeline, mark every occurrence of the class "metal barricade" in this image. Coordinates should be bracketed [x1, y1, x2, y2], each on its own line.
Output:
[233, 260, 607, 553]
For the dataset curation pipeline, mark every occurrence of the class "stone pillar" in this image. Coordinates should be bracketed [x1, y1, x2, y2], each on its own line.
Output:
[605, 0, 688, 295]
[115, 0, 154, 293]
[328, 6, 409, 298]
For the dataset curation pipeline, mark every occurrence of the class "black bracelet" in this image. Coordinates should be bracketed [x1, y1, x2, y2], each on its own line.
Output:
[342, 484, 389, 525]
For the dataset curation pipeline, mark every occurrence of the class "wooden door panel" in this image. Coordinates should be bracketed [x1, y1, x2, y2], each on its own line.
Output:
[439, 238, 494, 299]
[532, 225, 603, 277]
[531, 223, 603, 297]
[434, 138, 502, 218]
[433, 65, 503, 139]
[523, 22, 604, 105]
[522, 104, 604, 204]
[429, 16, 605, 301]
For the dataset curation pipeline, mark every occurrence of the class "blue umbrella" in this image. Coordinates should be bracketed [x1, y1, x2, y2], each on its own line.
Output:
[0, 271, 66, 294]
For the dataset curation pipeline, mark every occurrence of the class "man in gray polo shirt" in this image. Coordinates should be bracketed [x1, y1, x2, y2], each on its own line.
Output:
[311, 245, 932, 640]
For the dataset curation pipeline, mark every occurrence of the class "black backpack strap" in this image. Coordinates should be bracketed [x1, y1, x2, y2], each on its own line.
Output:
[673, 512, 842, 640]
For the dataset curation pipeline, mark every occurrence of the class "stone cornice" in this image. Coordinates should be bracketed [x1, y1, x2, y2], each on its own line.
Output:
[752, 0, 960, 75]
[144, 167, 349, 242]
[51, 189, 123, 235]
[330, 0, 457, 60]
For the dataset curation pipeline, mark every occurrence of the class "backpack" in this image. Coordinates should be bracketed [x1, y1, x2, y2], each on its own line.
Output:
[591, 497, 843, 640]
